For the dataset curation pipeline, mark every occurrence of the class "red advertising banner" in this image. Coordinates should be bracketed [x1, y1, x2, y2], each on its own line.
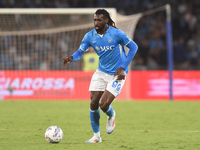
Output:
[131, 71, 200, 100]
[0, 70, 130, 100]
[0, 71, 93, 100]
[1, 70, 200, 100]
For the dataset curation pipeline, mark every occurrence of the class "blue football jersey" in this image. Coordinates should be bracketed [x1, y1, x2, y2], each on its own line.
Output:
[79, 26, 132, 75]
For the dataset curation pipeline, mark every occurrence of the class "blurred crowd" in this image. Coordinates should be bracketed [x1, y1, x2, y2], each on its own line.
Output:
[0, 0, 200, 70]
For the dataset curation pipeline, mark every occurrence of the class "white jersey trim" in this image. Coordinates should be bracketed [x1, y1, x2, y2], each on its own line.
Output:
[124, 40, 131, 46]
[80, 47, 87, 52]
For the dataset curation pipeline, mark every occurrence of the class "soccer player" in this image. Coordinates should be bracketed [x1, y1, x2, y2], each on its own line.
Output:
[63, 9, 138, 143]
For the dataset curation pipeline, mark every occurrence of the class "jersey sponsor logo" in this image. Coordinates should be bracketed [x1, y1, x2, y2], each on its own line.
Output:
[92, 41, 97, 43]
[95, 46, 100, 51]
[95, 45, 115, 51]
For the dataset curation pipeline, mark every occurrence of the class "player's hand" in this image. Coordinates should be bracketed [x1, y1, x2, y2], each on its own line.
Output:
[114, 67, 126, 80]
[63, 56, 73, 66]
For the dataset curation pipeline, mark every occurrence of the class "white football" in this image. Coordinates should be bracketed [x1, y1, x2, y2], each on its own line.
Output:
[45, 126, 63, 143]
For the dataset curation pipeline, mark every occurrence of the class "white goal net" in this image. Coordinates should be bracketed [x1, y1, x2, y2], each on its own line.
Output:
[0, 8, 141, 71]
[0, 8, 142, 100]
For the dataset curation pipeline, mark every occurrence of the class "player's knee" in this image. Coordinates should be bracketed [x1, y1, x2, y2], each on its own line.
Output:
[99, 100, 108, 112]
[90, 100, 99, 110]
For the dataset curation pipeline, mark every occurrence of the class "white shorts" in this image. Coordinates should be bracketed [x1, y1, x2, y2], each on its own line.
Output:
[89, 69, 126, 97]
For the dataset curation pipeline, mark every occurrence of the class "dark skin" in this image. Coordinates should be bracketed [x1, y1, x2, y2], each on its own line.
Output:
[63, 14, 125, 112]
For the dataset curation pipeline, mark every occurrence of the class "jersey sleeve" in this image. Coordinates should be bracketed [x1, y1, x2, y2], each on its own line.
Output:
[120, 41, 138, 69]
[79, 33, 91, 51]
[117, 29, 132, 46]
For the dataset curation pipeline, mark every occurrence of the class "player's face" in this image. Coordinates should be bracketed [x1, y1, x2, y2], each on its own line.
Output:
[94, 14, 108, 34]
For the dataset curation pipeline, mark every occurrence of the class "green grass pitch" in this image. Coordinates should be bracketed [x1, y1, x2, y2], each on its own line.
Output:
[0, 100, 200, 150]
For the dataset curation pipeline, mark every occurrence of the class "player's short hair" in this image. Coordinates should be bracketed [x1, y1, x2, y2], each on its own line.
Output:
[95, 9, 117, 28]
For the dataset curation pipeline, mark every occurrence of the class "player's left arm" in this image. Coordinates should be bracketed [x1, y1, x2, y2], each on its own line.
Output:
[115, 30, 138, 80]
[115, 41, 138, 80]
[121, 40, 138, 69]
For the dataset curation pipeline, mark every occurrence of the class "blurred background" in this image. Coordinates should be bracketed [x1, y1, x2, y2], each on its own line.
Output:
[0, 0, 200, 100]
[0, 0, 199, 70]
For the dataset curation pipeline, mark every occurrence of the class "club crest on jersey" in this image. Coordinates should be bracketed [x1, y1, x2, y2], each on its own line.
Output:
[108, 39, 113, 43]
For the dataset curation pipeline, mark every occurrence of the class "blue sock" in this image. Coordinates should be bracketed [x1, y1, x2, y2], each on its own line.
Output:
[104, 105, 114, 117]
[90, 109, 100, 133]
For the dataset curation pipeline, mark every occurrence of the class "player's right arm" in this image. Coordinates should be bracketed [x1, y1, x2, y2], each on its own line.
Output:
[63, 56, 73, 66]
[62, 48, 85, 66]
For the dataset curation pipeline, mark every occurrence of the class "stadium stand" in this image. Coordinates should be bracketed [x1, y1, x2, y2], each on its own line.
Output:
[0, 0, 199, 70]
